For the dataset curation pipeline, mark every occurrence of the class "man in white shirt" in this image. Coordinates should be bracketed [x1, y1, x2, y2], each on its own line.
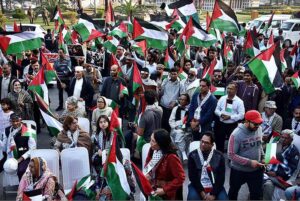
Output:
[214, 82, 245, 152]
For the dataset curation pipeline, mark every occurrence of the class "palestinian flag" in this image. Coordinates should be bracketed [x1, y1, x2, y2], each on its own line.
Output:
[270, 130, 281, 143]
[58, 30, 67, 53]
[62, 25, 73, 45]
[28, 66, 49, 104]
[110, 54, 123, 77]
[133, 18, 168, 51]
[176, 17, 217, 55]
[105, 1, 115, 26]
[102, 133, 131, 200]
[41, 52, 57, 84]
[206, 12, 211, 32]
[73, 13, 104, 42]
[246, 43, 283, 94]
[214, 87, 226, 96]
[108, 22, 128, 38]
[21, 124, 37, 141]
[131, 162, 156, 199]
[110, 110, 124, 141]
[132, 62, 143, 93]
[280, 48, 287, 72]
[53, 5, 65, 33]
[66, 180, 77, 201]
[131, 40, 147, 57]
[162, 0, 199, 25]
[164, 47, 175, 69]
[178, 68, 188, 80]
[22, 193, 43, 201]
[223, 40, 233, 64]
[210, 0, 241, 35]
[268, 30, 274, 47]
[13, 21, 20, 32]
[265, 143, 280, 164]
[292, 71, 300, 89]
[35, 93, 62, 137]
[76, 175, 96, 200]
[202, 59, 217, 92]
[290, 42, 298, 69]
[120, 83, 129, 96]
[106, 98, 120, 116]
[0, 32, 42, 54]
[244, 30, 260, 57]
[167, 9, 186, 31]
[103, 36, 119, 53]
[262, 12, 274, 35]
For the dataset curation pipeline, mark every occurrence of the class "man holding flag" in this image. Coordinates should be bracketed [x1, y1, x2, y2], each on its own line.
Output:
[263, 129, 299, 200]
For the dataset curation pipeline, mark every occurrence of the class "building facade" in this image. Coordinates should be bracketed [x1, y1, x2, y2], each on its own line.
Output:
[202, 0, 260, 10]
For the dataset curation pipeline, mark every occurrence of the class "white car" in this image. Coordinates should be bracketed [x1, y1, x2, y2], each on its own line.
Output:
[248, 15, 292, 32]
[278, 19, 300, 46]
[4, 24, 46, 38]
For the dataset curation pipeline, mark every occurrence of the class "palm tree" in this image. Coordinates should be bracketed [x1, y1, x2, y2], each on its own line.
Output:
[114, 0, 143, 18]
[0, 0, 4, 13]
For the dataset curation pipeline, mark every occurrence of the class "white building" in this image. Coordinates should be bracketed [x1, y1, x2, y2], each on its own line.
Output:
[202, 0, 260, 11]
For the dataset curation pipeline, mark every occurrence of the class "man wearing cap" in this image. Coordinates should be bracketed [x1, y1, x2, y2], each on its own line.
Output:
[228, 110, 265, 200]
[261, 101, 283, 143]
[180, 68, 199, 99]
[68, 66, 94, 109]
[263, 129, 299, 200]
[3, 114, 36, 180]
[54, 48, 72, 111]
[214, 82, 245, 152]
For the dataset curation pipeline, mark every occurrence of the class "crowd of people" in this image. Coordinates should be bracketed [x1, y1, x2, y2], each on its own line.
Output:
[0, 10, 300, 201]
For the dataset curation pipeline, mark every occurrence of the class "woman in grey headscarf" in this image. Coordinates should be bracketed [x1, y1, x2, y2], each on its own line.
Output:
[59, 96, 85, 123]
[7, 80, 33, 120]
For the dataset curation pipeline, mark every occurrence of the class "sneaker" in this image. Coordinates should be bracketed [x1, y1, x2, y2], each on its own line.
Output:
[55, 106, 63, 111]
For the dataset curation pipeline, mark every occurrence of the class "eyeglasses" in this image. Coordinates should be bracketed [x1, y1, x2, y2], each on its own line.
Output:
[250, 122, 261, 127]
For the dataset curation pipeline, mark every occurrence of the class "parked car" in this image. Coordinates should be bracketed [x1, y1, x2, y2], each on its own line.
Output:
[274, 19, 300, 46]
[248, 15, 292, 32]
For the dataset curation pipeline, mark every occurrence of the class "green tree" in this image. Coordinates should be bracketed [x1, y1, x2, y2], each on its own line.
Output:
[114, 0, 144, 18]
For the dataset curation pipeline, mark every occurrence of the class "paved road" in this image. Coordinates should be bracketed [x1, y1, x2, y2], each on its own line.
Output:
[0, 85, 249, 200]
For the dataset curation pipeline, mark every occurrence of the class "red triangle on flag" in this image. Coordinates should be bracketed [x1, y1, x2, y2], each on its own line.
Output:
[119, 21, 128, 33]
[131, 161, 153, 197]
[14, 21, 20, 32]
[206, 12, 211, 32]
[0, 36, 11, 52]
[132, 62, 143, 93]
[22, 193, 31, 201]
[86, 29, 104, 42]
[105, 1, 115, 25]
[133, 19, 145, 39]
[67, 180, 78, 201]
[211, 0, 223, 21]
[244, 30, 254, 51]
[29, 66, 45, 87]
[257, 42, 277, 61]
[269, 156, 281, 164]
[180, 17, 195, 43]
[136, 40, 147, 56]
[109, 111, 121, 133]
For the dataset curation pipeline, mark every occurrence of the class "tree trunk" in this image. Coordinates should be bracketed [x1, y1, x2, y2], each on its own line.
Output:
[105, 0, 108, 11]
[0, 0, 4, 13]
[77, 0, 83, 13]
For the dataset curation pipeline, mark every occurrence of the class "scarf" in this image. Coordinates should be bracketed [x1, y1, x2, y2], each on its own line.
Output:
[197, 144, 216, 193]
[57, 130, 92, 151]
[292, 118, 300, 135]
[175, 106, 189, 121]
[194, 92, 211, 132]
[143, 150, 163, 175]
[7, 126, 22, 158]
[262, 112, 275, 136]
[269, 144, 296, 178]
[96, 130, 111, 150]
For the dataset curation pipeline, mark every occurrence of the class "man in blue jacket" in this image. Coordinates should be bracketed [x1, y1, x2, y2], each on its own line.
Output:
[189, 78, 217, 140]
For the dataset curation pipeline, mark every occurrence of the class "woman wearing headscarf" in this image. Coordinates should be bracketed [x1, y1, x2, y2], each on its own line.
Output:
[91, 96, 113, 134]
[58, 96, 85, 123]
[54, 116, 91, 153]
[144, 129, 185, 200]
[16, 157, 67, 201]
[7, 80, 33, 120]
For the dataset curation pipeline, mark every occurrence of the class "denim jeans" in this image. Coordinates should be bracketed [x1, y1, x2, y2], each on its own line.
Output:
[187, 184, 229, 200]
[285, 186, 300, 200]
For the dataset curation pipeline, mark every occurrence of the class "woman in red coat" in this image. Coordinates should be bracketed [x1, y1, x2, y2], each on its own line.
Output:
[144, 129, 185, 200]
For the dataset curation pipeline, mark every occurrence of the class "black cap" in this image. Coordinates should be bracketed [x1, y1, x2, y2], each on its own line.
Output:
[10, 113, 21, 120]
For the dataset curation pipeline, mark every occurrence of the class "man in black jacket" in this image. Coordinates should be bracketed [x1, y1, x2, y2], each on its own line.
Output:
[0, 64, 16, 99]
[187, 131, 228, 200]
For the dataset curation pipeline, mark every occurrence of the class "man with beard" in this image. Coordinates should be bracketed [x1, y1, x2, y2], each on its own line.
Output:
[180, 68, 199, 101]
[228, 110, 264, 200]
[83, 63, 102, 98]
[141, 68, 157, 91]
[187, 131, 227, 200]
[290, 107, 300, 135]
[150, 64, 168, 92]
[54, 48, 72, 111]
[133, 50, 157, 75]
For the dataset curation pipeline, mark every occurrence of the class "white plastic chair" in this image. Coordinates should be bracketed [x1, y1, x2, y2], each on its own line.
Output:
[61, 147, 90, 191]
[102, 148, 130, 165]
[31, 149, 60, 182]
[189, 141, 200, 153]
[78, 117, 90, 133]
[142, 143, 151, 170]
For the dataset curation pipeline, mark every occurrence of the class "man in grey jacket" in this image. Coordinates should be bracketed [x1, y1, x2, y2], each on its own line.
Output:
[228, 110, 265, 200]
